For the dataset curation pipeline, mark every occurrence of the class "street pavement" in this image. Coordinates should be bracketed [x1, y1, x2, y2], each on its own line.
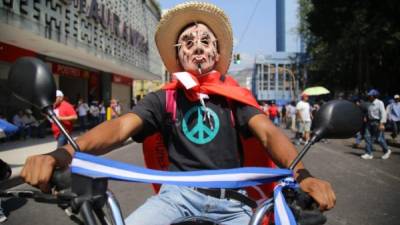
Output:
[0, 129, 400, 225]
[0, 132, 82, 188]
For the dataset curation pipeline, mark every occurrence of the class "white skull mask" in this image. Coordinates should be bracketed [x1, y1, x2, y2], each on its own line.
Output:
[176, 23, 220, 75]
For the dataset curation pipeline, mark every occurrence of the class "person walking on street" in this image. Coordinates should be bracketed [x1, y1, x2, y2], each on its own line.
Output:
[296, 94, 312, 144]
[77, 98, 89, 131]
[20, 3, 335, 225]
[361, 89, 391, 159]
[388, 94, 400, 143]
[287, 101, 297, 132]
[268, 101, 279, 126]
[52, 90, 77, 147]
[352, 98, 370, 148]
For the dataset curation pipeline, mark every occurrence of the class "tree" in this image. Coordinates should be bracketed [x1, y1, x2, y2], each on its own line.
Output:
[298, 0, 400, 97]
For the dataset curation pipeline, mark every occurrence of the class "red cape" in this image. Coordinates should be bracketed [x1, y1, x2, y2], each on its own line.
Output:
[143, 71, 276, 202]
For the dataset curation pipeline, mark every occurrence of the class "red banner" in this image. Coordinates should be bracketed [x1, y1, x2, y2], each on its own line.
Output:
[0, 42, 36, 62]
[112, 74, 133, 86]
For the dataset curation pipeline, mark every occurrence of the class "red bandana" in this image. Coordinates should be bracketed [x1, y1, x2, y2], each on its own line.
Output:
[163, 70, 261, 110]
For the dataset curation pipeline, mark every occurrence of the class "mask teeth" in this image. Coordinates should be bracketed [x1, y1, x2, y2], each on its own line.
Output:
[197, 64, 202, 74]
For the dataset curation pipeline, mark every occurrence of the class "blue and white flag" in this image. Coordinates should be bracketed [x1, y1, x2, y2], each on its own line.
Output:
[274, 178, 298, 225]
[71, 152, 292, 188]
[71, 152, 298, 224]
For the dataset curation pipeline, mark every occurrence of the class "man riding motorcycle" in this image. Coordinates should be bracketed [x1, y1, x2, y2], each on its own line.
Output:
[21, 2, 335, 225]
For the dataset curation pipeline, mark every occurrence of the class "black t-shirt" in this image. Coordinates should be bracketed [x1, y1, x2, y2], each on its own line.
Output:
[131, 89, 262, 171]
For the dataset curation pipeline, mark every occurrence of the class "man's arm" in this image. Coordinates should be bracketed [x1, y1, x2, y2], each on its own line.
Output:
[20, 113, 144, 192]
[58, 114, 77, 121]
[248, 114, 336, 210]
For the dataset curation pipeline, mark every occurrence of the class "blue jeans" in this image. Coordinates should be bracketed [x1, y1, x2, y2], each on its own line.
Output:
[355, 132, 362, 145]
[57, 133, 68, 147]
[125, 185, 252, 225]
[364, 121, 389, 155]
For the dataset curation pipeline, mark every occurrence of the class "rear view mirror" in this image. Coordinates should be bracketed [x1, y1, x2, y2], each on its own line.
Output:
[7, 57, 56, 110]
[312, 100, 363, 141]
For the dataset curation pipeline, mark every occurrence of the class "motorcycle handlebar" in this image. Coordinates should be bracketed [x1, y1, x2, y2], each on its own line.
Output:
[50, 168, 72, 192]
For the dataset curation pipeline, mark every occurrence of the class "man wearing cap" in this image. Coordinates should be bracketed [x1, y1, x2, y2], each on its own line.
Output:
[387, 94, 400, 143]
[361, 89, 391, 159]
[52, 90, 77, 147]
[20, 3, 335, 224]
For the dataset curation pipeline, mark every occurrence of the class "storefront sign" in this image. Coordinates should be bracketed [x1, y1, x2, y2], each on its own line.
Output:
[53, 63, 81, 78]
[68, 0, 149, 53]
[112, 74, 132, 86]
[1, 0, 150, 65]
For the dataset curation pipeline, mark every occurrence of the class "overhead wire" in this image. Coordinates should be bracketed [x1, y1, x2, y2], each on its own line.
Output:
[234, 0, 262, 52]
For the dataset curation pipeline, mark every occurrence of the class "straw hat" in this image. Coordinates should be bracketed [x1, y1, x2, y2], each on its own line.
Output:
[155, 2, 233, 75]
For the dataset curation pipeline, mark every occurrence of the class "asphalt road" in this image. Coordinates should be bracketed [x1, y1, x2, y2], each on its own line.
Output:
[2, 134, 400, 225]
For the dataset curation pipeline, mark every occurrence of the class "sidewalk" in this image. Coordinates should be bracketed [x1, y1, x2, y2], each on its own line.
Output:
[0, 132, 79, 189]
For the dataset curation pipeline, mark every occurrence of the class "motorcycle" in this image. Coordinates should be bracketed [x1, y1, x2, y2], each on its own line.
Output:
[1, 57, 362, 225]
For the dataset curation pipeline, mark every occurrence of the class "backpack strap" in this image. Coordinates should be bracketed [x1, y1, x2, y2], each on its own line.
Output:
[165, 90, 177, 122]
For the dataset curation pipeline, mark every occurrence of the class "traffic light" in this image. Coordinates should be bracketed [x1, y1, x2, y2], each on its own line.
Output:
[233, 53, 241, 64]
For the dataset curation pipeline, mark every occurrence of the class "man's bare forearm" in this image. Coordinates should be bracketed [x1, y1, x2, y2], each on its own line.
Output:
[59, 115, 77, 121]
[249, 114, 304, 177]
[52, 113, 143, 167]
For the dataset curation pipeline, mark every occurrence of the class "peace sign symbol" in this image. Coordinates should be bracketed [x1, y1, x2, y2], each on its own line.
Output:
[182, 106, 220, 144]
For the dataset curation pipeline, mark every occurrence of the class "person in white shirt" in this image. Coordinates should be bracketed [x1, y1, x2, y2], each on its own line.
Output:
[21, 109, 44, 138]
[77, 98, 89, 131]
[296, 94, 312, 144]
[99, 101, 106, 122]
[89, 101, 100, 127]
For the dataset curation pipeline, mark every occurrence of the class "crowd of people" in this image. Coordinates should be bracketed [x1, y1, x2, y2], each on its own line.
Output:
[0, 109, 45, 141]
[261, 89, 399, 160]
[0, 90, 125, 144]
[351, 90, 398, 160]
[261, 94, 319, 145]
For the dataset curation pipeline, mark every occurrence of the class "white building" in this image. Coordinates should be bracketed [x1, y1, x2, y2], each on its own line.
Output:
[0, 0, 163, 116]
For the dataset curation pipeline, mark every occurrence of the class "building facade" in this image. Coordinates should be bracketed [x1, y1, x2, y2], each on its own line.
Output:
[0, 0, 163, 117]
[252, 53, 300, 104]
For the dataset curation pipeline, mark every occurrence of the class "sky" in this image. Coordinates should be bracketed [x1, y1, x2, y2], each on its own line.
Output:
[159, 0, 301, 72]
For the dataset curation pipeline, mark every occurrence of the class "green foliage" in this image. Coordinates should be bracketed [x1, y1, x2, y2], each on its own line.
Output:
[299, 0, 400, 96]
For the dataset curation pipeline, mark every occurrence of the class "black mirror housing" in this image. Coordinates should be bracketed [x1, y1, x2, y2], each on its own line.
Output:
[312, 100, 363, 141]
[8, 57, 56, 110]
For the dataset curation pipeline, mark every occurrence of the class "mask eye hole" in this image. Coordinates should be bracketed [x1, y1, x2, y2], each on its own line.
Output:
[185, 40, 194, 49]
[201, 39, 209, 46]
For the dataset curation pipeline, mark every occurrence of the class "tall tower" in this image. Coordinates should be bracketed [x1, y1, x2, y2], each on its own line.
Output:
[276, 0, 286, 52]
